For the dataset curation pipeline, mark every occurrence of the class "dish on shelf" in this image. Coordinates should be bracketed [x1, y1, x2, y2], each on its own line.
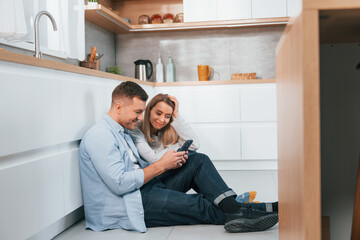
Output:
[138, 15, 150, 24]
[151, 14, 162, 24]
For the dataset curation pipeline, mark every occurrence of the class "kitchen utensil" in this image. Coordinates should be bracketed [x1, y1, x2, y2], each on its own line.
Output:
[95, 53, 104, 60]
[89, 47, 97, 62]
[197, 65, 211, 81]
[134, 59, 153, 81]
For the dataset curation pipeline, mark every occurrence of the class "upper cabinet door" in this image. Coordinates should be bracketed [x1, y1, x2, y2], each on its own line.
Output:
[287, 0, 302, 18]
[183, 0, 218, 22]
[252, 0, 287, 18]
[217, 0, 252, 21]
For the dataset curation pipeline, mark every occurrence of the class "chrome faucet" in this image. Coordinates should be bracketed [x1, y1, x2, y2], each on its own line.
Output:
[34, 11, 58, 58]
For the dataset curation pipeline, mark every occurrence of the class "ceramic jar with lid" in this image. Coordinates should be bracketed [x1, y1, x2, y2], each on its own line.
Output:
[138, 15, 150, 24]
[151, 14, 162, 24]
[163, 13, 174, 23]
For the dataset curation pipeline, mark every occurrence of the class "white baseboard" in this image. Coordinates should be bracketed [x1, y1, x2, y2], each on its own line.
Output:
[28, 207, 84, 240]
[213, 160, 278, 170]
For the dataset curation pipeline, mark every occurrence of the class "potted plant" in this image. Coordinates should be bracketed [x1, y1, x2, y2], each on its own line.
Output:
[106, 66, 121, 75]
[87, 0, 98, 5]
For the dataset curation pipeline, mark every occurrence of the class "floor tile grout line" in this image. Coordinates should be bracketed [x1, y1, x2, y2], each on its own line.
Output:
[165, 226, 176, 240]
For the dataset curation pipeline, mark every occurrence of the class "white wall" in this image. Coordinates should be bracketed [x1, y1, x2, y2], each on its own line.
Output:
[320, 43, 360, 239]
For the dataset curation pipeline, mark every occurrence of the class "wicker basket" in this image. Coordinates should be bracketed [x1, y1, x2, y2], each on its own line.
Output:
[231, 73, 256, 80]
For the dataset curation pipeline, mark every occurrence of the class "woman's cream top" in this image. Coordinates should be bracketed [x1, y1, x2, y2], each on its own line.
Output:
[130, 115, 200, 163]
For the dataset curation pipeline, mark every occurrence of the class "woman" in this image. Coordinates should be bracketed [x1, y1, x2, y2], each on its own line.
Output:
[130, 93, 199, 164]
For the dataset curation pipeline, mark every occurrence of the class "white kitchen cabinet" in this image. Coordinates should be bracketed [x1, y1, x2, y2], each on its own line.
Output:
[157, 83, 277, 169]
[157, 86, 241, 123]
[183, 0, 218, 22]
[241, 124, 278, 159]
[287, 0, 302, 18]
[0, 155, 64, 240]
[240, 84, 277, 121]
[193, 126, 241, 160]
[252, 0, 287, 18]
[217, 0, 252, 21]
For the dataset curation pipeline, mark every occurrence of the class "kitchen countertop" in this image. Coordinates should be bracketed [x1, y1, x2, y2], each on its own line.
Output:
[0, 49, 275, 86]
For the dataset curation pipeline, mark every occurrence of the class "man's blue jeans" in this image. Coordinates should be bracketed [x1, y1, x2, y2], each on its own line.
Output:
[140, 152, 236, 227]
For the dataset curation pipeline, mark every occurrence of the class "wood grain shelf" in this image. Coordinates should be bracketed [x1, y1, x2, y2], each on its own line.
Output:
[85, 4, 289, 34]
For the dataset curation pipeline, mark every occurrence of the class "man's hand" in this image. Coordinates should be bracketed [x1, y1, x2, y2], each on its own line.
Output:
[143, 150, 188, 184]
[159, 150, 187, 169]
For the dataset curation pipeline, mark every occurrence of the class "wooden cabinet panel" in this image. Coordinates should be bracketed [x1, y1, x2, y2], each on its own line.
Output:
[252, 0, 287, 18]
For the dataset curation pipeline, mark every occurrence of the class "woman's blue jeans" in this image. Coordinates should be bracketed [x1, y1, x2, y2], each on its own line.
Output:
[140, 152, 236, 227]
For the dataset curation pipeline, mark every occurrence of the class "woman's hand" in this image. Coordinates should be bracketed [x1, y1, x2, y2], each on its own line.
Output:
[168, 95, 179, 118]
[157, 150, 187, 170]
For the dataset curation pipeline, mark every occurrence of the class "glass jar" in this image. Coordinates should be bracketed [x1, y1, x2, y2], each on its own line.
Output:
[151, 14, 162, 24]
[163, 13, 174, 24]
[138, 15, 150, 24]
[175, 13, 184, 23]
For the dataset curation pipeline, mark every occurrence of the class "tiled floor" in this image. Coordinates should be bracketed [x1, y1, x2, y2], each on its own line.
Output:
[54, 170, 279, 240]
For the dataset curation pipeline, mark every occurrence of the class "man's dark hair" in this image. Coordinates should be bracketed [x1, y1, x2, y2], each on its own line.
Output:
[112, 81, 148, 104]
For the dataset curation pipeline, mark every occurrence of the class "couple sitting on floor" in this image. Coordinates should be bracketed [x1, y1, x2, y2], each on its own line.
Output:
[79, 81, 278, 233]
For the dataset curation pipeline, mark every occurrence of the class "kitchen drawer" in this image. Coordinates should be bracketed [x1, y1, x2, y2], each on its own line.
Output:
[192, 125, 241, 160]
[241, 124, 277, 159]
[240, 84, 277, 122]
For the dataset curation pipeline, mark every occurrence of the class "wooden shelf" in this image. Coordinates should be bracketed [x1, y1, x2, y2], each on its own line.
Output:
[85, 4, 289, 34]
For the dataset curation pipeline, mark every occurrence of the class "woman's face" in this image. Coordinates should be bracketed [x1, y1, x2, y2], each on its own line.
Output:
[149, 101, 173, 132]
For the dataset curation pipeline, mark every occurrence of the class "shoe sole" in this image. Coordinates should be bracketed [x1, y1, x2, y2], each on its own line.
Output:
[224, 213, 278, 233]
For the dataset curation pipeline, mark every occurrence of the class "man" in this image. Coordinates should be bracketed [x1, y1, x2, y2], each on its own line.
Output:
[79, 81, 278, 233]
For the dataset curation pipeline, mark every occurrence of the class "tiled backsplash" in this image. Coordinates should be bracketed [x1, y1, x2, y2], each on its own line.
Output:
[85, 21, 116, 72]
[116, 26, 284, 82]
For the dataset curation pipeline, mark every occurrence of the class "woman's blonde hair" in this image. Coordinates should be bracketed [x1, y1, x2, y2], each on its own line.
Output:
[140, 94, 179, 148]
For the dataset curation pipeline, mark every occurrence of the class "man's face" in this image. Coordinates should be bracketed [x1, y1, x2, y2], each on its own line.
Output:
[117, 97, 146, 130]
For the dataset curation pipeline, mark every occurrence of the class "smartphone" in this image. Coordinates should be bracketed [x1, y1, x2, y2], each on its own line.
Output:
[177, 140, 193, 152]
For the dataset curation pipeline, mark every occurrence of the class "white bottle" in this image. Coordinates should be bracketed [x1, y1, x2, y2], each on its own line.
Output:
[156, 54, 164, 83]
[166, 54, 175, 82]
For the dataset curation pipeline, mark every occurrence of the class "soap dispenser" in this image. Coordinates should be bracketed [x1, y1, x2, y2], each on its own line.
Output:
[166, 54, 175, 82]
[156, 54, 164, 83]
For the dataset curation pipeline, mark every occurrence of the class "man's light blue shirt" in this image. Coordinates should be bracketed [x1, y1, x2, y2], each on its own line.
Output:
[79, 115, 150, 232]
